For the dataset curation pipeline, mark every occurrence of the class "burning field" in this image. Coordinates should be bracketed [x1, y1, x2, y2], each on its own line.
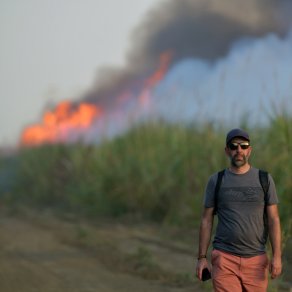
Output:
[20, 52, 172, 146]
[20, 0, 292, 147]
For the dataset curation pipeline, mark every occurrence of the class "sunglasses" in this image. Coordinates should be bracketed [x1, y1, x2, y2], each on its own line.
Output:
[228, 142, 250, 150]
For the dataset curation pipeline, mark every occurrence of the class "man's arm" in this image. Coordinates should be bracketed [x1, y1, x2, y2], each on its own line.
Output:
[266, 204, 282, 279]
[196, 207, 214, 280]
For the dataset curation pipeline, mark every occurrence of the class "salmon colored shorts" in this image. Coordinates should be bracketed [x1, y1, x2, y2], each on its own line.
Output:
[211, 249, 269, 292]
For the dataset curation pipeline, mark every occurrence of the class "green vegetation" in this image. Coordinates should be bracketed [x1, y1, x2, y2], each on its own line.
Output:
[2, 119, 292, 228]
[3, 122, 228, 225]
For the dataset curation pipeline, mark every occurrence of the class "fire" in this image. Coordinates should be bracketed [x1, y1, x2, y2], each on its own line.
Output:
[139, 51, 173, 107]
[20, 51, 173, 147]
[21, 101, 102, 146]
[145, 51, 173, 87]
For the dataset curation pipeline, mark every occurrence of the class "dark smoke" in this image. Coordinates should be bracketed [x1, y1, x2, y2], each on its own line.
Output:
[129, 0, 291, 64]
[82, 0, 292, 105]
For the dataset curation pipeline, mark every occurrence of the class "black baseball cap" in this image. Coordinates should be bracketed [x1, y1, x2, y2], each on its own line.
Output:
[226, 128, 250, 145]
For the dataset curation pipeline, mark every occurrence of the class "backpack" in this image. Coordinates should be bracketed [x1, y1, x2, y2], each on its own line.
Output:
[213, 169, 269, 215]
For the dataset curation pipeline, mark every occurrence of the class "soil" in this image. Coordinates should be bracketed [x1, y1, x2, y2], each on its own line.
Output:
[0, 209, 208, 292]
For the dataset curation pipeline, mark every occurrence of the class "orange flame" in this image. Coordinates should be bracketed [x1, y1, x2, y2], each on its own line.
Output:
[139, 51, 173, 106]
[145, 51, 173, 87]
[21, 101, 102, 146]
[20, 51, 173, 147]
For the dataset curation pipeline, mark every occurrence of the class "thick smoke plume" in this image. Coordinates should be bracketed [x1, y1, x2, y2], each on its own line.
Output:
[83, 0, 292, 106]
[21, 0, 292, 146]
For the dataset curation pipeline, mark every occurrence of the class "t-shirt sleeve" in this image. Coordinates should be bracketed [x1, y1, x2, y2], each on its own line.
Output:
[203, 173, 217, 208]
[266, 174, 279, 205]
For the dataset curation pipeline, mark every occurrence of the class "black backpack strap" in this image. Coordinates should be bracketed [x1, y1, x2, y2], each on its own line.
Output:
[214, 169, 225, 214]
[259, 169, 269, 203]
[259, 169, 269, 234]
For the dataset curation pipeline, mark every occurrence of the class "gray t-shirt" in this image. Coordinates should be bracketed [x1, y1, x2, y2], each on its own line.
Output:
[204, 167, 278, 257]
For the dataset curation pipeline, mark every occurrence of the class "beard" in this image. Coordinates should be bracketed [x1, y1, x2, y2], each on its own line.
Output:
[230, 154, 248, 167]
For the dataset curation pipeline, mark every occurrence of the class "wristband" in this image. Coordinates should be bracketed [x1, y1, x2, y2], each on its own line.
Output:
[197, 255, 207, 260]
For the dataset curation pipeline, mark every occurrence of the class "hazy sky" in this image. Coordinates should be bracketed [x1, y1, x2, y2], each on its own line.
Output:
[0, 0, 160, 146]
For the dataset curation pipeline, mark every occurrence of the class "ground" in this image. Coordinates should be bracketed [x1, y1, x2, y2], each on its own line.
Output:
[0, 208, 290, 292]
[0, 208, 208, 292]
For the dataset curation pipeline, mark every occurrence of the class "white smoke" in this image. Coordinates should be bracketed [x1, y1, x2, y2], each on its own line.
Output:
[73, 29, 292, 144]
[151, 29, 292, 128]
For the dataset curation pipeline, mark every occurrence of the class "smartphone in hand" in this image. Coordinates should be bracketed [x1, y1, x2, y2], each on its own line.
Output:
[202, 268, 211, 281]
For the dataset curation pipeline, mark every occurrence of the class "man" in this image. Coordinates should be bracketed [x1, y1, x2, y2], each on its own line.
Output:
[196, 128, 282, 291]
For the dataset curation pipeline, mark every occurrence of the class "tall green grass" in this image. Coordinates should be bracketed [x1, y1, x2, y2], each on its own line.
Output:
[1, 119, 289, 239]
[7, 122, 226, 225]
[3, 118, 291, 230]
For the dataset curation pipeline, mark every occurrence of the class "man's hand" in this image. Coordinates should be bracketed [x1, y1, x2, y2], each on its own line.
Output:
[266, 205, 282, 279]
[269, 256, 282, 279]
[196, 258, 211, 281]
[196, 207, 214, 281]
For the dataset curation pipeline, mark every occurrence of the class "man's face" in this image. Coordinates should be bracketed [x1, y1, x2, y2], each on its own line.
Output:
[225, 138, 252, 168]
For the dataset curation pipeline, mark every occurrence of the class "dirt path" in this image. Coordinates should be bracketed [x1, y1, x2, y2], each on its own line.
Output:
[0, 210, 207, 292]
